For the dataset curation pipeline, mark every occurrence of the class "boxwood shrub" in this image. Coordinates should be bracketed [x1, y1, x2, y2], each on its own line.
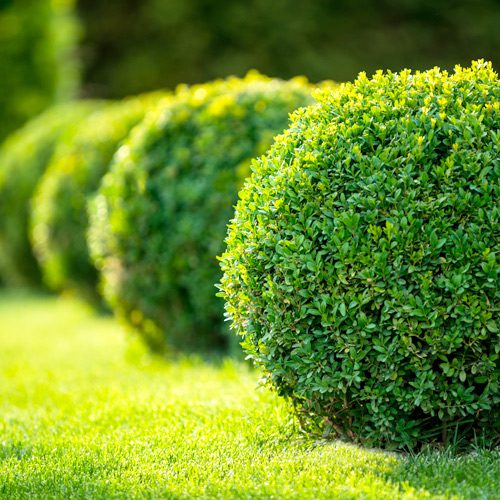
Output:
[30, 95, 164, 301]
[219, 61, 499, 449]
[88, 73, 318, 351]
[0, 102, 101, 286]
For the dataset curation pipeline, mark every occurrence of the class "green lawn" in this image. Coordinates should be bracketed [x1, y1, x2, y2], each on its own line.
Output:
[0, 291, 498, 499]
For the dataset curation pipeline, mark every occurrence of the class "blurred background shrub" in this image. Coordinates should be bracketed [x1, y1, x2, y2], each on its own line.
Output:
[0, 0, 80, 141]
[77, 0, 500, 98]
[0, 102, 102, 287]
[88, 74, 316, 352]
[30, 94, 165, 303]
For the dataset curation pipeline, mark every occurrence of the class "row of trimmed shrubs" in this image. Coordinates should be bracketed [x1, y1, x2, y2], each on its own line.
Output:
[0, 62, 498, 450]
[0, 72, 319, 350]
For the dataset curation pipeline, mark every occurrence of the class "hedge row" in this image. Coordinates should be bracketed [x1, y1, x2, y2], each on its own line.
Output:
[0, 62, 497, 449]
[31, 93, 166, 303]
[0, 101, 102, 286]
[0, 72, 317, 347]
[88, 73, 317, 351]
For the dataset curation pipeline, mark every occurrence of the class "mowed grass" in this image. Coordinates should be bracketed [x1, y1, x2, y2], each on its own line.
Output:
[0, 291, 498, 499]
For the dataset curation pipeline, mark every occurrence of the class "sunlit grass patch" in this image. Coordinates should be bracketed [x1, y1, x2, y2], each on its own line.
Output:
[0, 291, 498, 499]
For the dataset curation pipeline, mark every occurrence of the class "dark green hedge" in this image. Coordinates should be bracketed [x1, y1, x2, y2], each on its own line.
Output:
[0, 0, 79, 141]
[30, 95, 163, 302]
[0, 102, 101, 286]
[88, 73, 318, 351]
[78, 0, 500, 98]
[219, 61, 499, 449]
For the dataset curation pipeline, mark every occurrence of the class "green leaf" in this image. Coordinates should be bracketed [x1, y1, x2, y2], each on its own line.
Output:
[339, 303, 347, 317]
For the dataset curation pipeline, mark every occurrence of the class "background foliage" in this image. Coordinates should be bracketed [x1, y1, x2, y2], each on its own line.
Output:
[0, 102, 101, 287]
[88, 74, 315, 352]
[77, 0, 500, 98]
[30, 95, 163, 302]
[0, 0, 79, 141]
[1, 0, 499, 140]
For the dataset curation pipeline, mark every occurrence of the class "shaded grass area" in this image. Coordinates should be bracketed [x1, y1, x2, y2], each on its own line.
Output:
[0, 290, 498, 499]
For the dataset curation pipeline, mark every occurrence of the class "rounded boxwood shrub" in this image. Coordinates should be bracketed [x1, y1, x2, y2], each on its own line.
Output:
[219, 61, 499, 449]
[30, 94, 165, 301]
[88, 73, 319, 351]
[0, 101, 102, 286]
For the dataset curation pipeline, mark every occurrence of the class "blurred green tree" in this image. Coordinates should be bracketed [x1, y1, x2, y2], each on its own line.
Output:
[78, 0, 500, 97]
[0, 0, 80, 141]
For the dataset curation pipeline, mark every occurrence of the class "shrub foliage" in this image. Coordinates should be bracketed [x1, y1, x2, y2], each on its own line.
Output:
[219, 61, 499, 449]
[0, 102, 101, 286]
[88, 73, 316, 351]
[31, 96, 163, 300]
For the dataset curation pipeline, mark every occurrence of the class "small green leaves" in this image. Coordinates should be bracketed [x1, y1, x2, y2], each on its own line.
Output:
[219, 61, 500, 449]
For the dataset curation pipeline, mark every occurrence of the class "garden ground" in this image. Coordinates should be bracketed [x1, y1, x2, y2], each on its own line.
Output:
[0, 290, 498, 499]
